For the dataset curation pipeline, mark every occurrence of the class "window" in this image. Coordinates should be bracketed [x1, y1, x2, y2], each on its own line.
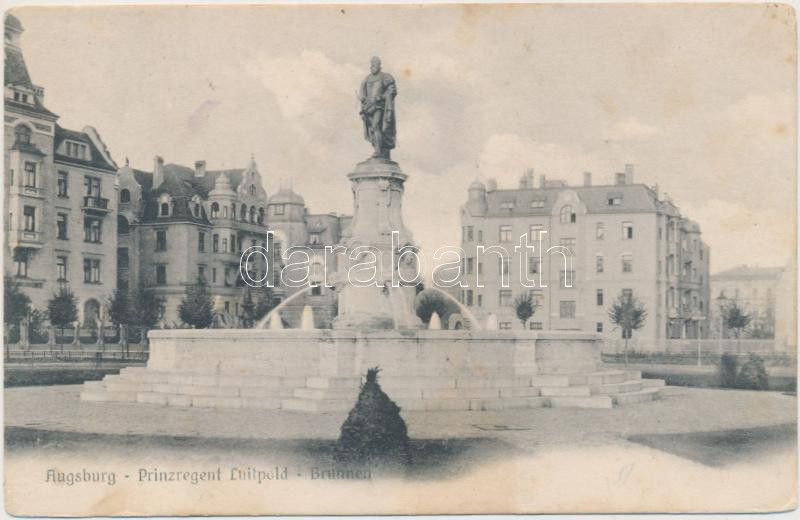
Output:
[622, 254, 633, 273]
[230, 234, 236, 253]
[462, 226, 474, 242]
[155, 265, 167, 285]
[596, 289, 604, 306]
[477, 230, 483, 243]
[155, 230, 167, 251]
[213, 234, 219, 253]
[559, 300, 576, 319]
[249, 206, 256, 223]
[559, 270, 574, 288]
[117, 215, 129, 235]
[198, 232, 206, 252]
[529, 321, 543, 330]
[500, 201, 515, 211]
[249, 185, 256, 196]
[560, 205, 575, 224]
[530, 199, 545, 209]
[84, 218, 102, 242]
[559, 237, 576, 254]
[465, 289, 473, 306]
[622, 289, 633, 302]
[56, 213, 68, 239]
[622, 221, 634, 239]
[210, 202, 219, 218]
[258, 208, 265, 224]
[529, 224, 544, 241]
[120, 189, 131, 203]
[14, 124, 31, 145]
[56, 256, 68, 281]
[66, 141, 88, 159]
[84, 176, 101, 197]
[309, 233, 321, 245]
[57, 171, 69, 197]
[596, 322, 604, 333]
[222, 238, 228, 253]
[274, 242, 283, 260]
[112, 251, 129, 276]
[477, 294, 483, 307]
[464, 257, 474, 275]
[499, 290, 513, 307]
[198, 265, 206, 280]
[596, 223, 604, 240]
[499, 225, 512, 242]
[212, 268, 217, 284]
[14, 250, 29, 277]
[499, 256, 511, 276]
[596, 254, 604, 273]
[274, 204, 285, 216]
[160, 202, 170, 217]
[528, 257, 540, 274]
[608, 195, 622, 206]
[83, 258, 101, 284]
[24, 161, 36, 187]
[23, 205, 36, 232]
[529, 290, 544, 308]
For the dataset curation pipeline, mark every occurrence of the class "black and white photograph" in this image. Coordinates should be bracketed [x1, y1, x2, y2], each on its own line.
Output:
[2, 3, 797, 515]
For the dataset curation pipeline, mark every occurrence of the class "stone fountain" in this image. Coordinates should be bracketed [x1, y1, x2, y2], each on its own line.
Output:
[81, 57, 663, 411]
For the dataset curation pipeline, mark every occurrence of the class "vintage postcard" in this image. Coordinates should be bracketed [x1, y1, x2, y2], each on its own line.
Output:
[2, 3, 797, 516]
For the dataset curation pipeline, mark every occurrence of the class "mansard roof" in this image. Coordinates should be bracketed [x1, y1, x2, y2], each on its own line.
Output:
[711, 265, 784, 281]
[53, 125, 117, 172]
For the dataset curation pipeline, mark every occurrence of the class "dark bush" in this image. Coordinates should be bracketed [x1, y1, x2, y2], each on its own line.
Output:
[336, 367, 410, 469]
[718, 353, 738, 388]
[737, 354, 769, 390]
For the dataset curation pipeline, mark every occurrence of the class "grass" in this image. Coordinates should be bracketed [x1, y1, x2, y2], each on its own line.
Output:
[4, 367, 123, 388]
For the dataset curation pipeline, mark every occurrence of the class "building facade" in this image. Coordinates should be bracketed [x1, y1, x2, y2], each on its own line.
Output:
[710, 264, 784, 338]
[4, 13, 118, 323]
[456, 166, 711, 347]
[119, 156, 348, 327]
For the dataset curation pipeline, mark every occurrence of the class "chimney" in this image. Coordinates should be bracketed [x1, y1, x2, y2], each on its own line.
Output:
[583, 171, 592, 186]
[615, 172, 626, 185]
[486, 178, 498, 192]
[539, 175, 547, 188]
[153, 155, 164, 188]
[525, 168, 534, 188]
[625, 163, 634, 184]
[195, 160, 206, 178]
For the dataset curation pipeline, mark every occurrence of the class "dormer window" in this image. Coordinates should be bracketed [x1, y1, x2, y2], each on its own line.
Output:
[210, 202, 219, 219]
[560, 205, 576, 224]
[608, 194, 623, 206]
[14, 124, 31, 145]
[158, 195, 171, 217]
[274, 204, 285, 216]
[12, 91, 30, 104]
[65, 141, 88, 160]
[160, 203, 170, 216]
[500, 201, 515, 211]
[530, 199, 545, 209]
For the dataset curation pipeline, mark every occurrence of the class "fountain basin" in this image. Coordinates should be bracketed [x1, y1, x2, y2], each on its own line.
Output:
[81, 329, 662, 411]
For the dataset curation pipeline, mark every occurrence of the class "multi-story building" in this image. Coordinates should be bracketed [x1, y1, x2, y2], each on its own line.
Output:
[710, 264, 784, 338]
[456, 166, 711, 347]
[4, 13, 118, 323]
[119, 156, 349, 327]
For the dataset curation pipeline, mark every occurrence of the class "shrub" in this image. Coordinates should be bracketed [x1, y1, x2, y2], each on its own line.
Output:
[737, 354, 769, 390]
[336, 367, 410, 469]
[718, 353, 738, 388]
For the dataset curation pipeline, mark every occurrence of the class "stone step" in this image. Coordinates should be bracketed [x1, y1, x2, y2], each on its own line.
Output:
[137, 392, 168, 405]
[177, 385, 240, 397]
[80, 390, 137, 402]
[82, 381, 105, 392]
[548, 395, 614, 409]
[499, 386, 542, 398]
[422, 387, 502, 400]
[105, 381, 152, 393]
[570, 371, 627, 386]
[530, 375, 571, 387]
[469, 396, 547, 411]
[625, 370, 642, 380]
[120, 370, 169, 384]
[455, 377, 532, 389]
[539, 386, 592, 397]
[240, 397, 282, 410]
[590, 380, 642, 395]
[641, 378, 666, 388]
[281, 398, 352, 413]
[611, 388, 660, 405]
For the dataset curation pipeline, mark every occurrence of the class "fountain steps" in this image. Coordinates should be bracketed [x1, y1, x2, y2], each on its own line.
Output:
[80, 367, 663, 411]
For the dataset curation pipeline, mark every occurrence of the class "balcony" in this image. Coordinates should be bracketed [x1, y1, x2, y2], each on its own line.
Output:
[82, 196, 111, 215]
[8, 229, 44, 249]
[8, 185, 45, 199]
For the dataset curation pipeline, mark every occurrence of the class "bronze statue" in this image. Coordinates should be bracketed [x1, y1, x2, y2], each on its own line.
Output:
[359, 56, 397, 159]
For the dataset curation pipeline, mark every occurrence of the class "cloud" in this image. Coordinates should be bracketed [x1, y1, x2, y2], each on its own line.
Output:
[608, 117, 661, 140]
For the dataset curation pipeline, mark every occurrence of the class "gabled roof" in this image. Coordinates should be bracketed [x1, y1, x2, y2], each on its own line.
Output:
[4, 47, 32, 89]
[53, 125, 116, 172]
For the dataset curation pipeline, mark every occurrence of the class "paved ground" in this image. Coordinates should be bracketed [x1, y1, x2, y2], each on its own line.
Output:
[4, 385, 797, 515]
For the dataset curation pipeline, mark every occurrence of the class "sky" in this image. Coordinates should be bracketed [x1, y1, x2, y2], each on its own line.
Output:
[12, 4, 797, 274]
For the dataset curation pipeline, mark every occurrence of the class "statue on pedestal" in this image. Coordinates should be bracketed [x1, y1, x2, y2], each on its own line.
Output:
[359, 56, 397, 159]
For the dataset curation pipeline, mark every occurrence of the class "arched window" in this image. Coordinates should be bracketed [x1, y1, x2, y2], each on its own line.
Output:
[194, 203, 200, 217]
[14, 124, 31, 145]
[249, 206, 256, 223]
[258, 207, 265, 225]
[117, 215, 130, 235]
[160, 202, 170, 217]
[249, 185, 256, 196]
[241, 204, 247, 221]
[231, 204, 236, 220]
[223, 206, 228, 218]
[210, 202, 219, 218]
[560, 205, 575, 224]
[120, 189, 131, 203]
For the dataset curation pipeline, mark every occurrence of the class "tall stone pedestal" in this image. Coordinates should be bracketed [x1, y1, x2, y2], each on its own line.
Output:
[334, 157, 422, 330]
